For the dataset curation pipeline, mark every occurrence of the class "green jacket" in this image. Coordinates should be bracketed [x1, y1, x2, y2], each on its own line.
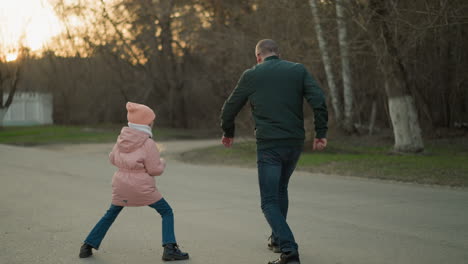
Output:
[220, 56, 328, 150]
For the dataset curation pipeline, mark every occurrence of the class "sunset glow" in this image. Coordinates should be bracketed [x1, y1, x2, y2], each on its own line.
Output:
[0, 0, 62, 53]
[6, 53, 18, 62]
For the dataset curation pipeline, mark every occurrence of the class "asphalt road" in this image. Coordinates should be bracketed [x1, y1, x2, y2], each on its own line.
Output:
[1, 141, 467, 264]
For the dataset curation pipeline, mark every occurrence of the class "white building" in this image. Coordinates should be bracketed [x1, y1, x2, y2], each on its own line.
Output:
[2, 92, 53, 126]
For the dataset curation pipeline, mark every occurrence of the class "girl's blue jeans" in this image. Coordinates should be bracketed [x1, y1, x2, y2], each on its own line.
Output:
[84, 198, 176, 249]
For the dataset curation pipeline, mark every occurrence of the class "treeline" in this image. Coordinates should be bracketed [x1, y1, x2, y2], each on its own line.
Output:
[5, 0, 468, 150]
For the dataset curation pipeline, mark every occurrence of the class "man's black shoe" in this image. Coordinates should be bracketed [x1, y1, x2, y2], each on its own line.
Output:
[162, 243, 189, 261]
[268, 250, 301, 264]
[79, 243, 93, 258]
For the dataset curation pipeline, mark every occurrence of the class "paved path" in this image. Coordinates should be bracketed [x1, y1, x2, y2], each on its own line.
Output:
[1, 141, 467, 264]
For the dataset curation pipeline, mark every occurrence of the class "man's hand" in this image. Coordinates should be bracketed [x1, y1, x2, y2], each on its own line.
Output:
[313, 138, 327, 151]
[222, 136, 234, 148]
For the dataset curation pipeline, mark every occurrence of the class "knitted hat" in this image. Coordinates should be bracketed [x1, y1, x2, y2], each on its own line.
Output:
[126, 102, 156, 125]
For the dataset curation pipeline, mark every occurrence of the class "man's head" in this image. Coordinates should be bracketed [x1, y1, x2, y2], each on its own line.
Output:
[255, 39, 279, 63]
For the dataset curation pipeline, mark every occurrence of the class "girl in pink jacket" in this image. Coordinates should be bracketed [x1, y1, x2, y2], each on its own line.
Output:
[79, 102, 189, 261]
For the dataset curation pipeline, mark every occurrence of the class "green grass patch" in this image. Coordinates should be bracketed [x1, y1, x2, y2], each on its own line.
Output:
[0, 125, 217, 146]
[179, 137, 468, 187]
[0, 125, 117, 145]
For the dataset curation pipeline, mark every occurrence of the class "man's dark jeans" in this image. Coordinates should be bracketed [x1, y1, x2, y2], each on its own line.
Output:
[257, 146, 302, 252]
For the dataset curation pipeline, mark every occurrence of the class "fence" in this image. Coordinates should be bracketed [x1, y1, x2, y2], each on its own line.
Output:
[2, 92, 53, 126]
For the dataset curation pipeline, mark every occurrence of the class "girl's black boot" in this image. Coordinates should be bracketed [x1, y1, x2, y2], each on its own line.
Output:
[79, 243, 93, 258]
[162, 243, 189, 261]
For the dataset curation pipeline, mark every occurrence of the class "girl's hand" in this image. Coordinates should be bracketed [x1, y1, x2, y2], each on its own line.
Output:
[159, 158, 166, 168]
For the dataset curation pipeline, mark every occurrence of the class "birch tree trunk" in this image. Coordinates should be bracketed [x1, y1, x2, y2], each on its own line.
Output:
[368, 100, 377, 135]
[308, 0, 342, 124]
[336, 0, 353, 131]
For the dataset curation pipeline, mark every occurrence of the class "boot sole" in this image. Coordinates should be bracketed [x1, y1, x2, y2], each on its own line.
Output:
[268, 261, 300, 264]
[162, 256, 190, 261]
[79, 253, 93, 258]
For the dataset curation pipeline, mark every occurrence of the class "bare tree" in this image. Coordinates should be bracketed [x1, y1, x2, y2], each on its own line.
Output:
[308, 0, 342, 124]
[0, 49, 26, 127]
[41, 0, 466, 133]
[368, 0, 424, 152]
[336, 0, 354, 131]
[52, 0, 190, 127]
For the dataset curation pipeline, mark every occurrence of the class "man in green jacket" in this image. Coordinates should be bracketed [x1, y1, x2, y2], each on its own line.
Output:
[220, 39, 328, 264]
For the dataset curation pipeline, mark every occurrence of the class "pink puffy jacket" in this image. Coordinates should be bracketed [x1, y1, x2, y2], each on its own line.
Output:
[109, 127, 165, 206]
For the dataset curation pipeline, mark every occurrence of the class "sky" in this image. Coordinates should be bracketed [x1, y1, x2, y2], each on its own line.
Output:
[0, 0, 62, 61]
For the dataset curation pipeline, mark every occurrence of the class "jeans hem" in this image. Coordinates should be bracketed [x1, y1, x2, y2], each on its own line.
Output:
[162, 241, 177, 246]
[84, 240, 99, 250]
[281, 246, 298, 253]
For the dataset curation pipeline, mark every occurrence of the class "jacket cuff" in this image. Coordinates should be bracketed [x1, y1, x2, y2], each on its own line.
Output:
[223, 131, 234, 138]
[315, 129, 327, 139]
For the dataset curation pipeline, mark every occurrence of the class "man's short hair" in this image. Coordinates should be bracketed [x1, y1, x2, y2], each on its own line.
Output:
[256, 39, 279, 56]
